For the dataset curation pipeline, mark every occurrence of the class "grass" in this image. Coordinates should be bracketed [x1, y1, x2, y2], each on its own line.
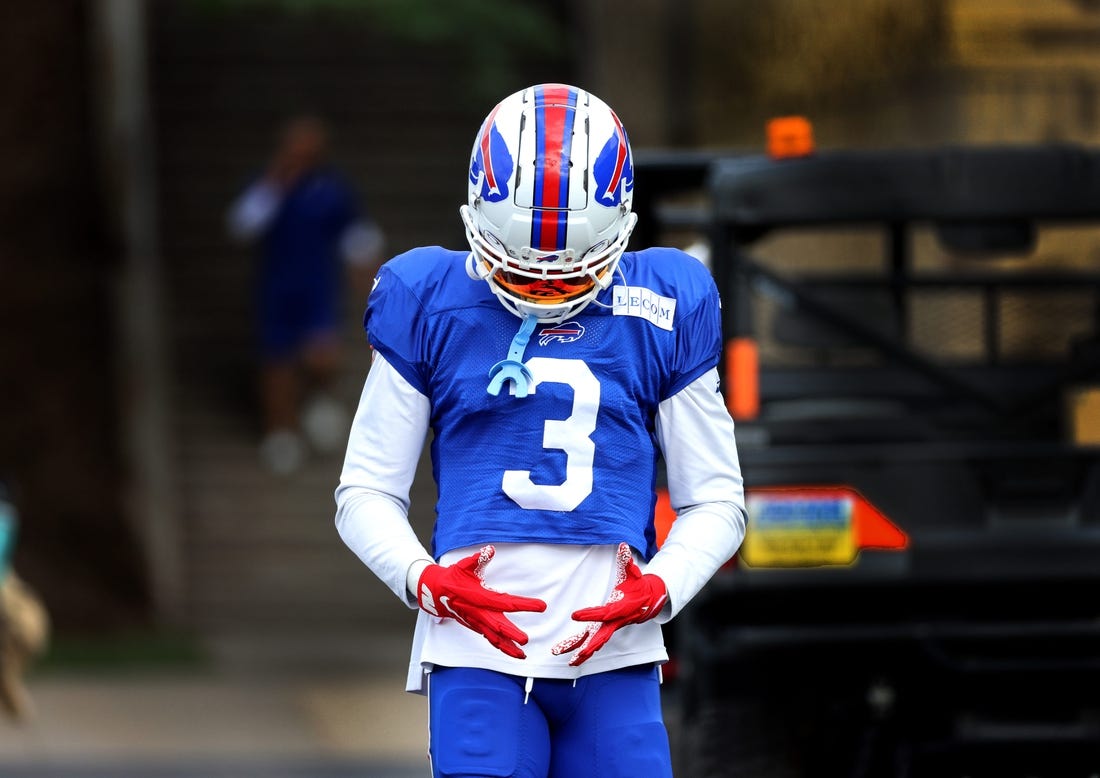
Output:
[31, 630, 210, 676]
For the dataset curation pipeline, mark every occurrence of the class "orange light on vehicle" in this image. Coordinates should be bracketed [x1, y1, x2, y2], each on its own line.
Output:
[724, 338, 759, 420]
[849, 489, 908, 551]
[766, 116, 815, 159]
[653, 487, 675, 549]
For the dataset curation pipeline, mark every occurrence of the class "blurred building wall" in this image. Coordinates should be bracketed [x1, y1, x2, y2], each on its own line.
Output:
[0, 2, 151, 631]
[947, 0, 1100, 145]
[569, 0, 690, 147]
[579, 0, 1100, 150]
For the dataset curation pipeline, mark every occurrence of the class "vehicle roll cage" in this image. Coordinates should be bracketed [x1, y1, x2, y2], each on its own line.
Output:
[634, 145, 1100, 420]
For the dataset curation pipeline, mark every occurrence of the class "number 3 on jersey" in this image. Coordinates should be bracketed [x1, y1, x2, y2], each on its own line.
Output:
[502, 357, 599, 511]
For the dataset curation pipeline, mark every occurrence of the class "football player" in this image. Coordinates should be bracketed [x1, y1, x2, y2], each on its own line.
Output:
[336, 84, 745, 777]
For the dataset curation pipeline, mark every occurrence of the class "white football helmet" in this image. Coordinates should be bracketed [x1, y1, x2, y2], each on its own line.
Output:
[461, 84, 638, 323]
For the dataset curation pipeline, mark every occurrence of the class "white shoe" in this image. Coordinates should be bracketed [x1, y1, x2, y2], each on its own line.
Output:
[301, 394, 350, 454]
[260, 429, 305, 475]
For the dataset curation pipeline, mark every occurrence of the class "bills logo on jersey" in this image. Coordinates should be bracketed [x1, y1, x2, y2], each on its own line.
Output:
[537, 321, 585, 346]
[593, 111, 633, 207]
[469, 104, 513, 203]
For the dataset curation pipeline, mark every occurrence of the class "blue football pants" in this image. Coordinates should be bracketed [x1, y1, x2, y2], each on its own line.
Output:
[427, 664, 673, 778]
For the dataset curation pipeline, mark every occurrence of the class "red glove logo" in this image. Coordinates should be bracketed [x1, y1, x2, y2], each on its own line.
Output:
[552, 542, 668, 666]
[417, 545, 547, 659]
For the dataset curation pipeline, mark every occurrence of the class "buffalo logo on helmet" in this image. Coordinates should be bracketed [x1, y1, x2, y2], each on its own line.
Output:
[592, 111, 633, 208]
[537, 321, 586, 347]
[469, 104, 513, 203]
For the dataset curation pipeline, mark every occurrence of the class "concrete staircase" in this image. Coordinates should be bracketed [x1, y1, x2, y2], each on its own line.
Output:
[147, 6, 491, 661]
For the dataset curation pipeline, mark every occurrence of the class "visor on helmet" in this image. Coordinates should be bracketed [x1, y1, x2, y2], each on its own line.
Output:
[491, 264, 604, 305]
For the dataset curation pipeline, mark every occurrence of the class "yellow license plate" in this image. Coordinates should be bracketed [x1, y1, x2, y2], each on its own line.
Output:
[741, 491, 857, 568]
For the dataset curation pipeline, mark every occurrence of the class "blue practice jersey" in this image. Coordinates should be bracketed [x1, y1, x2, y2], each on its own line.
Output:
[258, 169, 359, 292]
[365, 247, 721, 561]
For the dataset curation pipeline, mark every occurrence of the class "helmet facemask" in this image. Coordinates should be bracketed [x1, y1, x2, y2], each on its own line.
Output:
[461, 203, 636, 323]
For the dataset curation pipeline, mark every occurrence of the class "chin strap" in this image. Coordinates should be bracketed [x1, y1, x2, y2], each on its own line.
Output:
[587, 263, 629, 310]
[487, 315, 537, 398]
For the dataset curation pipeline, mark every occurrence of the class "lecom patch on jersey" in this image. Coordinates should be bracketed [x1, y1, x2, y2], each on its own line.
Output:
[611, 286, 676, 331]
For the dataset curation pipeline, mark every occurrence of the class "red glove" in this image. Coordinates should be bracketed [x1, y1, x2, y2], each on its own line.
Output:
[417, 545, 547, 659]
[552, 542, 669, 666]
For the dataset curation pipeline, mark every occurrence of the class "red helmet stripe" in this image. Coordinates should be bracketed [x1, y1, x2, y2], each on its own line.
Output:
[531, 84, 577, 252]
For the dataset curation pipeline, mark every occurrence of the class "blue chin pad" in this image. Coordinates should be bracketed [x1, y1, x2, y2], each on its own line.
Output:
[487, 315, 538, 398]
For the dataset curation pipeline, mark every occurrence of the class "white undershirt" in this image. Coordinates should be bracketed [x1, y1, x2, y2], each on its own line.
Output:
[335, 353, 745, 692]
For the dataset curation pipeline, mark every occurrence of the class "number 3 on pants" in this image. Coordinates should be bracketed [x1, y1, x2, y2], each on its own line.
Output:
[502, 357, 600, 512]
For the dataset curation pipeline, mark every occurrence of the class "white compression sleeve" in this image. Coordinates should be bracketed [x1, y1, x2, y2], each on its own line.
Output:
[644, 368, 747, 622]
[335, 353, 435, 606]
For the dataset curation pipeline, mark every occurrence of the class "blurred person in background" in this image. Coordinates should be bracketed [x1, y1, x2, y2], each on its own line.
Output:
[0, 482, 49, 722]
[336, 84, 745, 776]
[228, 116, 384, 475]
